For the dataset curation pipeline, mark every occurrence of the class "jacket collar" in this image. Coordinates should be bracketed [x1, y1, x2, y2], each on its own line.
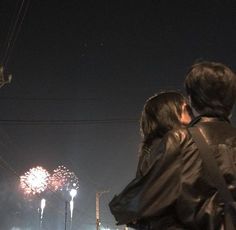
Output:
[188, 115, 230, 127]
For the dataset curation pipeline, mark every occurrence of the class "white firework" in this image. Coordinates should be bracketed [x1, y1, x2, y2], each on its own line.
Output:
[20, 166, 50, 195]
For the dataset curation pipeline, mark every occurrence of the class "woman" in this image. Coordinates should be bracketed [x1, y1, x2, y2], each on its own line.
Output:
[109, 91, 192, 229]
[136, 91, 192, 177]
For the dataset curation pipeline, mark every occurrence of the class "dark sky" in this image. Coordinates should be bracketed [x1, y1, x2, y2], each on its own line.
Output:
[0, 0, 236, 229]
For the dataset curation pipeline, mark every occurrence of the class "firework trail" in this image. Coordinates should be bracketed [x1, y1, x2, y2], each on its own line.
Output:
[69, 189, 77, 218]
[20, 166, 50, 195]
[40, 198, 46, 229]
[69, 189, 77, 230]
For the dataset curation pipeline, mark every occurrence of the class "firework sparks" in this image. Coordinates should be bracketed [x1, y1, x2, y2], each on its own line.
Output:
[48, 165, 79, 191]
[20, 166, 50, 195]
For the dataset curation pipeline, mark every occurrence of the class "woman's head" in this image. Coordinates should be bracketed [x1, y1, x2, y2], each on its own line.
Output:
[140, 91, 192, 144]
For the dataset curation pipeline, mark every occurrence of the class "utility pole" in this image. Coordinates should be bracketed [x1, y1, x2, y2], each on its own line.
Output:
[96, 190, 109, 230]
[0, 66, 12, 88]
[65, 201, 69, 230]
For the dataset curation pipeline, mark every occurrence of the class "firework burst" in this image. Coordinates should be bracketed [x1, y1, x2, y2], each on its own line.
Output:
[48, 165, 79, 191]
[20, 166, 50, 195]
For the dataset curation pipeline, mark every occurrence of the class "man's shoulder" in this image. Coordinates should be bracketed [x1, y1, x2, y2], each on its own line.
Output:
[191, 118, 236, 146]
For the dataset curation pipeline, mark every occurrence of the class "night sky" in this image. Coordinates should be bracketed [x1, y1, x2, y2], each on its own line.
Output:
[0, 0, 236, 229]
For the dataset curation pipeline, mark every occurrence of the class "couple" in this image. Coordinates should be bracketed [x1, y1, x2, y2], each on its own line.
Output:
[109, 61, 236, 230]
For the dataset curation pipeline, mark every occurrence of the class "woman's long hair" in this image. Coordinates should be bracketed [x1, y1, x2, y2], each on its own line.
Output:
[140, 91, 190, 147]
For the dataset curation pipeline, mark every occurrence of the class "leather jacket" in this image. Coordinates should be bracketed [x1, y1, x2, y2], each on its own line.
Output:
[136, 138, 162, 177]
[109, 116, 236, 230]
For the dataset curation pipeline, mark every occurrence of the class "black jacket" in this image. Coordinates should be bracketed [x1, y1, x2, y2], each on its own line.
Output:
[109, 116, 236, 230]
[136, 138, 162, 177]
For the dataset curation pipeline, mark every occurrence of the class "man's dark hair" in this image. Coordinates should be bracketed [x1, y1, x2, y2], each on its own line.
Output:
[185, 61, 236, 117]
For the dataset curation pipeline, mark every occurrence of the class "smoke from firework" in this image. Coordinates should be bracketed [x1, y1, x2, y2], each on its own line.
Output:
[20, 166, 50, 195]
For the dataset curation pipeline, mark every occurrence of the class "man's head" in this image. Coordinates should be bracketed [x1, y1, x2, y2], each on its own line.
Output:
[185, 61, 236, 118]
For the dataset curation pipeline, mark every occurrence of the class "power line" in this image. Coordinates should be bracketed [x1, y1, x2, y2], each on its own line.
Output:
[0, 96, 144, 102]
[4, 0, 32, 67]
[0, 118, 138, 125]
[1, 0, 32, 67]
[0, 0, 22, 63]
[0, 96, 98, 101]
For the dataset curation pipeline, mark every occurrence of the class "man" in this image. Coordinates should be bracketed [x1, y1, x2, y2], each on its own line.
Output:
[110, 61, 236, 230]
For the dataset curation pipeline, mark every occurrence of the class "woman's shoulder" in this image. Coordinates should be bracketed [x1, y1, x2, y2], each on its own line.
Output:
[164, 126, 190, 143]
[155, 126, 192, 156]
[151, 137, 163, 147]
